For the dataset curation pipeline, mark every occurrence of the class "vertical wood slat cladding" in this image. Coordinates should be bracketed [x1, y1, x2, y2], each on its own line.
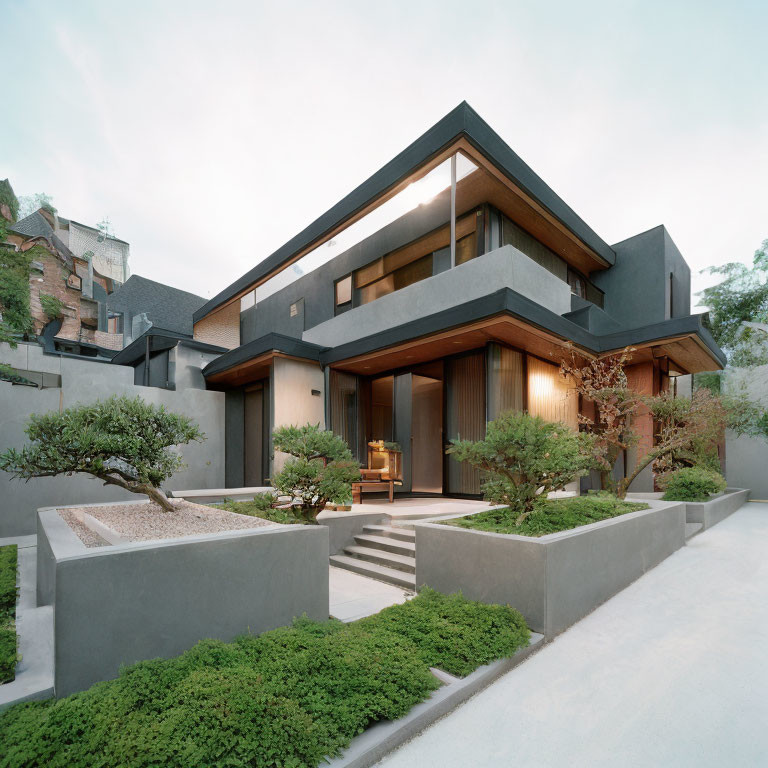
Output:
[445, 352, 486, 494]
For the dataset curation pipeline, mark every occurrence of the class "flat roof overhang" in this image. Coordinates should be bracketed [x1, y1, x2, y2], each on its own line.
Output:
[202, 333, 326, 386]
[111, 329, 228, 366]
[194, 102, 616, 325]
[318, 289, 726, 377]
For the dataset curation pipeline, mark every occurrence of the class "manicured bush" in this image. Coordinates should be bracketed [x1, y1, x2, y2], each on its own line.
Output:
[661, 466, 727, 502]
[0, 590, 529, 767]
[271, 424, 360, 523]
[0, 544, 18, 684]
[0, 396, 204, 512]
[447, 410, 597, 524]
[442, 494, 649, 537]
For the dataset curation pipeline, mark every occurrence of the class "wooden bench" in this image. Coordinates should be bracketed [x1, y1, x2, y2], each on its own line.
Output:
[352, 478, 397, 504]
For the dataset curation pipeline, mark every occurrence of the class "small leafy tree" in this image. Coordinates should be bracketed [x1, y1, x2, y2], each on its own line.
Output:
[39, 293, 64, 320]
[560, 347, 641, 493]
[447, 411, 596, 525]
[269, 424, 360, 524]
[0, 396, 204, 512]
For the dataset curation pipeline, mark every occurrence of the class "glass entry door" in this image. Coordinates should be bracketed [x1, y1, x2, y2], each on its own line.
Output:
[411, 374, 443, 493]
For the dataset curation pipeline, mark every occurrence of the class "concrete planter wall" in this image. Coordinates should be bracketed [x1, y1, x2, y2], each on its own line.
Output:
[415, 500, 686, 637]
[685, 488, 749, 530]
[37, 504, 329, 697]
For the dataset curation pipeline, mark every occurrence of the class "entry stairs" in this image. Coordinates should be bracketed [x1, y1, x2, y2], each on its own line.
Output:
[330, 524, 416, 590]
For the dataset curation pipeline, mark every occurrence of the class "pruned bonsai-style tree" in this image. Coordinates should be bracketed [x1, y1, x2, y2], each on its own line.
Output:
[269, 424, 360, 524]
[0, 395, 204, 512]
[447, 410, 597, 525]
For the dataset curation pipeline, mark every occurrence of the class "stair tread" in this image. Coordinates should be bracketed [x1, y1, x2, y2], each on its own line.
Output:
[363, 525, 416, 540]
[344, 545, 416, 570]
[353, 534, 415, 552]
[330, 555, 416, 588]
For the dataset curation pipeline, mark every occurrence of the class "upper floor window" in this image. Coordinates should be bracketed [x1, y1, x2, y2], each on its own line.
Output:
[335, 275, 353, 313]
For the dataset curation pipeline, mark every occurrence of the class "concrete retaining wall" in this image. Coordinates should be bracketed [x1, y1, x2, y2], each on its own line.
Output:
[685, 488, 749, 530]
[38, 505, 329, 697]
[0, 342, 225, 537]
[415, 501, 686, 636]
[318, 510, 388, 555]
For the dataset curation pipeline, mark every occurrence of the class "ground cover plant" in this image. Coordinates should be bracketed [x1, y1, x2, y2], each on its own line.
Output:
[441, 494, 649, 537]
[0, 396, 204, 512]
[0, 544, 18, 684]
[214, 494, 306, 525]
[659, 466, 727, 502]
[0, 589, 529, 768]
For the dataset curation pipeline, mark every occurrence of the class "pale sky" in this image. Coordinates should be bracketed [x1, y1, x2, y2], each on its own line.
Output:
[2, 0, 766, 311]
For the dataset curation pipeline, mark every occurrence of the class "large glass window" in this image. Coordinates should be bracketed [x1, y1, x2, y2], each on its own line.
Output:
[329, 370, 358, 453]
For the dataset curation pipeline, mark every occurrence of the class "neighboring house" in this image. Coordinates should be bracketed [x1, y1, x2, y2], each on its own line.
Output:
[191, 102, 725, 493]
[4, 205, 124, 358]
[107, 274, 208, 346]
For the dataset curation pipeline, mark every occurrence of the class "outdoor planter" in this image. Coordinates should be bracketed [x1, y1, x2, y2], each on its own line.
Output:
[37, 501, 329, 697]
[414, 500, 686, 637]
[684, 488, 750, 530]
[626, 488, 750, 531]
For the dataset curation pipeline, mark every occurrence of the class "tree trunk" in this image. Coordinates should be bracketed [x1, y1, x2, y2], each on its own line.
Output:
[141, 484, 176, 512]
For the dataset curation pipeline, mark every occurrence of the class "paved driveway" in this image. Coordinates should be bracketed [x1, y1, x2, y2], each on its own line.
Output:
[378, 503, 768, 768]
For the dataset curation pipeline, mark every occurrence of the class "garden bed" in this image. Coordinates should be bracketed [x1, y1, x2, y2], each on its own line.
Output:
[416, 499, 687, 636]
[0, 545, 18, 685]
[37, 502, 329, 697]
[0, 589, 532, 768]
[59, 499, 277, 548]
[440, 495, 649, 536]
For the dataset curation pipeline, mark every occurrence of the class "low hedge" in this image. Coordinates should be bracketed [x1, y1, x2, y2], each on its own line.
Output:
[214, 496, 307, 525]
[0, 544, 18, 684]
[0, 589, 530, 767]
[661, 466, 727, 502]
[441, 495, 649, 537]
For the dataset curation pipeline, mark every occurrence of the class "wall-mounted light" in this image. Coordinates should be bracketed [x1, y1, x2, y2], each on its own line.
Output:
[311, 389, 321, 396]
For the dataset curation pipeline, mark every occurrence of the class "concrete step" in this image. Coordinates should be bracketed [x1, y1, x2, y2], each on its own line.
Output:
[353, 533, 415, 556]
[343, 544, 416, 573]
[330, 555, 416, 590]
[362, 524, 416, 542]
[685, 522, 704, 540]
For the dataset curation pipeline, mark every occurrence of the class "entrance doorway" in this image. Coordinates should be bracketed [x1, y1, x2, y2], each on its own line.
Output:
[411, 374, 443, 493]
[244, 380, 269, 486]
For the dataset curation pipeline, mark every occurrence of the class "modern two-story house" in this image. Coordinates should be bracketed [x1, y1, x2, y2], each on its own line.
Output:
[192, 102, 725, 495]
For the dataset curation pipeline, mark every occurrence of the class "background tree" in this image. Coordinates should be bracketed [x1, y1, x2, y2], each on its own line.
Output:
[448, 410, 597, 525]
[270, 424, 360, 523]
[16, 192, 57, 220]
[0, 396, 204, 511]
[699, 238, 768, 366]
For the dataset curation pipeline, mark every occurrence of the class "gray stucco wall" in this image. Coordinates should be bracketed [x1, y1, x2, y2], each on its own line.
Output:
[0, 342, 225, 537]
[415, 501, 685, 636]
[39, 506, 329, 697]
[592, 225, 691, 330]
[302, 246, 572, 348]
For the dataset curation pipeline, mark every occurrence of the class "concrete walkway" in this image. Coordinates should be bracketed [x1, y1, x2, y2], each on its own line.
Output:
[329, 566, 411, 622]
[378, 503, 768, 768]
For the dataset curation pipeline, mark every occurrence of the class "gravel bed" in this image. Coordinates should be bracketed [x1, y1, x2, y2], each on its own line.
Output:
[58, 499, 280, 547]
[59, 509, 110, 548]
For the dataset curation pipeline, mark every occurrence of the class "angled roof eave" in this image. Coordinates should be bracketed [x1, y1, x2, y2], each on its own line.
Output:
[193, 102, 616, 324]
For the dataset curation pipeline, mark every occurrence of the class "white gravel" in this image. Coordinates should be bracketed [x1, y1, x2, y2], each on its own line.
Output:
[58, 499, 279, 548]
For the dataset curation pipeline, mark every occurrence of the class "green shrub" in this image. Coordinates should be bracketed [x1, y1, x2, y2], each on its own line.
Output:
[0, 544, 18, 684]
[447, 410, 597, 525]
[39, 293, 64, 320]
[271, 424, 360, 523]
[442, 494, 649, 537]
[661, 466, 727, 502]
[0, 590, 529, 767]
